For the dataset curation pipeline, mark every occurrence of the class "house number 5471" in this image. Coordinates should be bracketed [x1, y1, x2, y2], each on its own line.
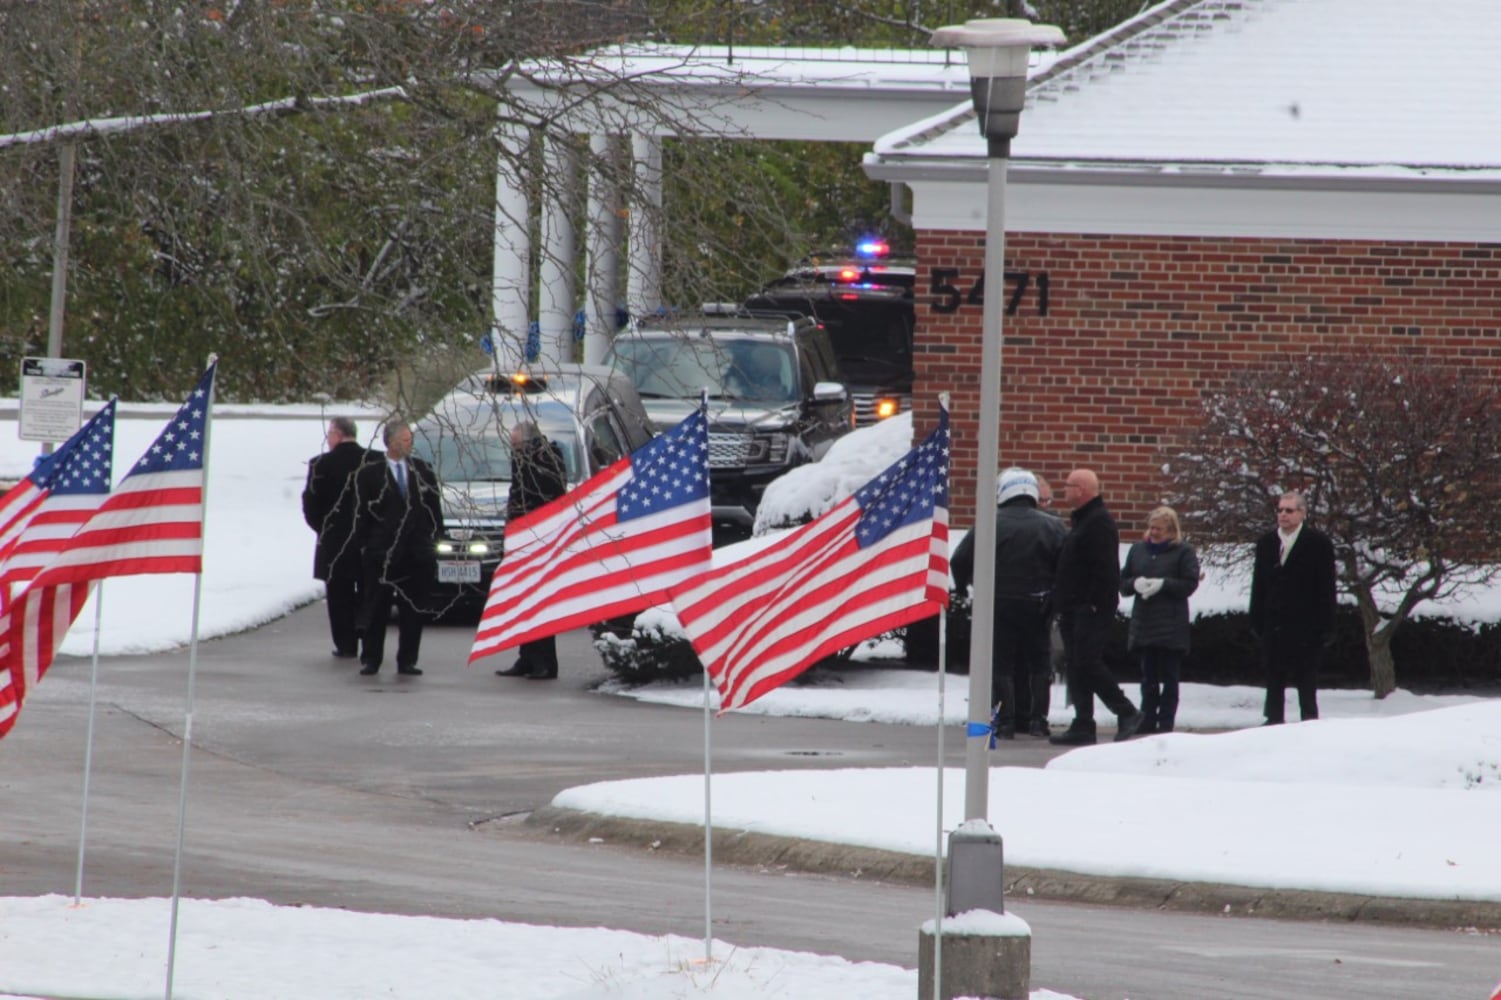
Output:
[929, 268, 1050, 317]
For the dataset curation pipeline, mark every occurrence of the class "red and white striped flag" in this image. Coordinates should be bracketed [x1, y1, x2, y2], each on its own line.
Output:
[469, 405, 711, 665]
[0, 399, 117, 609]
[0, 363, 215, 738]
[670, 406, 949, 714]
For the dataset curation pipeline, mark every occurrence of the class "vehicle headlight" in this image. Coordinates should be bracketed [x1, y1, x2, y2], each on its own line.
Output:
[875, 397, 900, 419]
[744, 432, 791, 465]
[437, 541, 457, 555]
[467, 541, 491, 556]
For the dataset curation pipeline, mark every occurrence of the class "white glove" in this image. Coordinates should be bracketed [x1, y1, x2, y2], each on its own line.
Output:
[1134, 577, 1164, 599]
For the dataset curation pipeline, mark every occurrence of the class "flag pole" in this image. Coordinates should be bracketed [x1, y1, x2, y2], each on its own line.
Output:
[933, 390, 951, 999]
[935, 598, 947, 1000]
[698, 388, 713, 965]
[702, 654, 713, 965]
[73, 582, 105, 905]
[164, 355, 218, 1000]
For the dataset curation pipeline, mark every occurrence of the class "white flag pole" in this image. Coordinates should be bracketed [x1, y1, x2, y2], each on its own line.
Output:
[933, 391, 951, 999]
[694, 387, 714, 966]
[702, 661, 713, 965]
[935, 598, 948, 1000]
[164, 355, 218, 1000]
[73, 581, 105, 905]
[696, 388, 714, 966]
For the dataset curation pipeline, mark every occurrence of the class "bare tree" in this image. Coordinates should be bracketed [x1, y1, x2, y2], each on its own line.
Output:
[1166, 355, 1501, 698]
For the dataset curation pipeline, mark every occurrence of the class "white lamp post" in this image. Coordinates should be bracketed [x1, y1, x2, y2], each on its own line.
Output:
[931, 11, 1064, 907]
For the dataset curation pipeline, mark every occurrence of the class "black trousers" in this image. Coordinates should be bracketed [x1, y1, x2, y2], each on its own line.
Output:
[1262, 638, 1322, 722]
[992, 596, 1053, 727]
[358, 558, 431, 671]
[1137, 647, 1184, 733]
[324, 571, 362, 657]
[518, 635, 558, 677]
[1060, 604, 1134, 727]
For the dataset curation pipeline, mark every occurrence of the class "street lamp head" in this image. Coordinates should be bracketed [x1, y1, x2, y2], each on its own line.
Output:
[931, 18, 1066, 153]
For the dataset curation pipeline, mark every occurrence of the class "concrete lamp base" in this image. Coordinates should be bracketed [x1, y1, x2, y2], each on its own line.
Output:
[917, 910, 1031, 1000]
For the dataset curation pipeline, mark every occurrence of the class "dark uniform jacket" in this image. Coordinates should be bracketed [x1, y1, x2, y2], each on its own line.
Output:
[1119, 539, 1200, 652]
[353, 454, 444, 581]
[951, 497, 1067, 603]
[1054, 495, 1121, 615]
[1249, 525, 1336, 650]
[506, 439, 568, 523]
[301, 440, 379, 581]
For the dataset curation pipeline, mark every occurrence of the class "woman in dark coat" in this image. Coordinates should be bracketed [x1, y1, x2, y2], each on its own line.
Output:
[1119, 506, 1200, 734]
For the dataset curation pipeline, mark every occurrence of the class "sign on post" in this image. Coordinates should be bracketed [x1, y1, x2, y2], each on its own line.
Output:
[19, 357, 87, 443]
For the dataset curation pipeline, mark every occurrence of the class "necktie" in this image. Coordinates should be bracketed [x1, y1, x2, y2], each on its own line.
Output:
[394, 462, 407, 499]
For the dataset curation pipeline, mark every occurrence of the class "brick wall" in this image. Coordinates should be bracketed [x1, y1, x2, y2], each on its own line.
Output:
[912, 231, 1501, 531]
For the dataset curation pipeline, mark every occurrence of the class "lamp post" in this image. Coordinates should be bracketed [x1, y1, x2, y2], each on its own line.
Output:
[931, 11, 1064, 898]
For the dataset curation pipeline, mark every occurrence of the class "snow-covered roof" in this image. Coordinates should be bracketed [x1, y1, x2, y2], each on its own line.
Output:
[873, 0, 1501, 183]
[508, 44, 1006, 142]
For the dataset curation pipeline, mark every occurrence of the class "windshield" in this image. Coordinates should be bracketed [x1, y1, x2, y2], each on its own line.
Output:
[411, 400, 583, 483]
[611, 336, 796, 403]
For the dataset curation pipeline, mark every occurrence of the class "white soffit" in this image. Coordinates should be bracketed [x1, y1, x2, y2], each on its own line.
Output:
[508, 44, 993, 142]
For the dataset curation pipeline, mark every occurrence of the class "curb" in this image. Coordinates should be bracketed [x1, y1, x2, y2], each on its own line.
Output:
[520, 806, 1501, 932]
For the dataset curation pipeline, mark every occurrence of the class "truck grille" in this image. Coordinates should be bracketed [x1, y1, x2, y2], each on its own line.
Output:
[708, 433, 750, 468]
[851, 392, 912, 427]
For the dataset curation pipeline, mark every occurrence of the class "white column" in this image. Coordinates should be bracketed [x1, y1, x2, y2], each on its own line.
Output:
[627, 134, 664, 321]
[491, 122, 532, 371]
[583, 133, 623, 366]
[537, 135, 578, 366]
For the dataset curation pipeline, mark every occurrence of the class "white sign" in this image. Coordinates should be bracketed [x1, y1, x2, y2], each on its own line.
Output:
[19, 357, 87, 443]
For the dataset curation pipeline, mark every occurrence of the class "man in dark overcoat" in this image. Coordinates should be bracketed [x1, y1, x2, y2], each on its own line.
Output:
[950, 467, 1067, 739]
[1049, 468, 1143, 746]
[492, 421, 570, 680]
[302, 417, 379, 660]
[1250, 491, 1337, 723]
[353, 419, 444, 677]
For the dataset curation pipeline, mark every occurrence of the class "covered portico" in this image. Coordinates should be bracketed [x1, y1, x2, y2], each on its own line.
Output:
[491, 44, 981, 368]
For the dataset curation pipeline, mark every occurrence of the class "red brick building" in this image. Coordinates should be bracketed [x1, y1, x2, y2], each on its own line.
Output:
[866, 0, 1501, 529]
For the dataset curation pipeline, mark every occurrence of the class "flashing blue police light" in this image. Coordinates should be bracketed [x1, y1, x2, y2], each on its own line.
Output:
[855, 239, 890, 259]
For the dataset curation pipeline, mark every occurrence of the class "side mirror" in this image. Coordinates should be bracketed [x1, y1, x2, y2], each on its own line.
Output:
[812, 381, 847, 404]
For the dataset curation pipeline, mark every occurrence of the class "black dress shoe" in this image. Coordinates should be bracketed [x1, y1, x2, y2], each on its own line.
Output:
[525, 667, 558, 680]
[397, 665, 423, 676]
[332, 649, 358, 660]
[1049, 727, 1097, 746]
[494, 663, 532, 677]
[359, 663, 379, 676]
[1114, 710, 1145, 742]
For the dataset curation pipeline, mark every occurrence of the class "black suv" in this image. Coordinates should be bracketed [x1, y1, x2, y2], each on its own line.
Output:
[744, 242, 915, 427]
[604, 312, 853, 529]
[410, 364, 656, 619]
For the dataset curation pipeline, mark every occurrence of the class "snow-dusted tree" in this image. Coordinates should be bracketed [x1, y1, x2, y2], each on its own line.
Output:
[1165, 355, 1501, 698]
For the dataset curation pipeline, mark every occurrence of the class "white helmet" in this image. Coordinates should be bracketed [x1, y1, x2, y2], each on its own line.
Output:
[997, 467, 1039, 505]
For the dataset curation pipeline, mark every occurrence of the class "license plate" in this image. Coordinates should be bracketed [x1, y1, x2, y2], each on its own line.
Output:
[438, 561, 481, 584]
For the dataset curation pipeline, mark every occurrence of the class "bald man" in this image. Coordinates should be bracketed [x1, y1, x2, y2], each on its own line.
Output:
[1049, 468, 1143, 745]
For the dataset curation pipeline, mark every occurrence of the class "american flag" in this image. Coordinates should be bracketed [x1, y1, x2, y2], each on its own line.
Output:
[0, 363, 215, 738]
[670, 406, 949, 714]
[0, 399, 117, 609]
[469, 406, 712, 665]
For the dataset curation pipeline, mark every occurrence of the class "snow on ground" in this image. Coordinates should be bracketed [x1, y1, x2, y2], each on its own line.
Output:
[2, 403, 1498, 1000]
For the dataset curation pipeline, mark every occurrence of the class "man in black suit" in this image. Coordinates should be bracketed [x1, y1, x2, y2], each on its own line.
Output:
[493, 421, 570, 680]
[1250, 491, 1337, 723]
[353, 419, 444, 677]
[302, 417, 380, 660]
